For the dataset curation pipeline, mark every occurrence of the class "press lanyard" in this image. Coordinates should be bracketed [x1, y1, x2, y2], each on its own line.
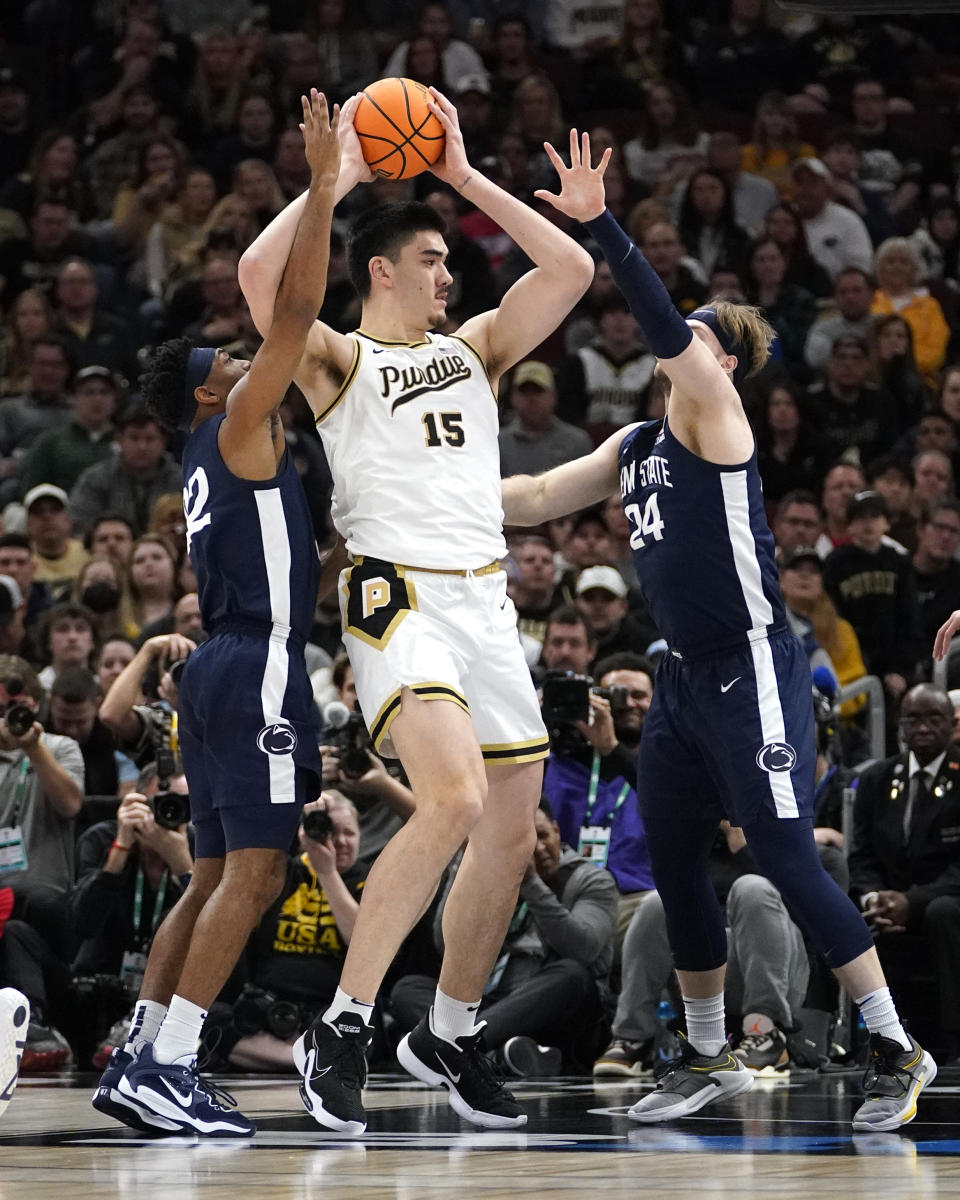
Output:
[132, 867, 168, 938]
[585, 751, 631, 822]
[9, 759, 30, 826]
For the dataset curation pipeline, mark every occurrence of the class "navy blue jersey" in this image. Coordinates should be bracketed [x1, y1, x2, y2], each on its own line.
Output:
[182, 415, 319, 641]
[618, 419, 785, 656]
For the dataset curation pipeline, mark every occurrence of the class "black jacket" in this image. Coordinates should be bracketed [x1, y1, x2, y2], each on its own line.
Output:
[849, 746, 960, 922]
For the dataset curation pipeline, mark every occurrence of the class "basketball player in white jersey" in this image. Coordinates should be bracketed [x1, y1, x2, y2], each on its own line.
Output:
[239, 89, 595, 1132]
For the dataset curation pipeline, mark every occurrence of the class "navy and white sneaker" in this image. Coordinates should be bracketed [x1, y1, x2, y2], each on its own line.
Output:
[397, 1010, 527, 1129]
[92, 1047, 182, 1134]
[0, 988, 29, 1118]
[293, 1014, 372, 1134]
[118, 1044, 255, 1136]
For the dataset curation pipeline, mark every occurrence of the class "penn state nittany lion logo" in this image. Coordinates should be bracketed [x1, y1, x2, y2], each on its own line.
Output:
[257, 722, 298, 756]
[756, 742, 797, 773]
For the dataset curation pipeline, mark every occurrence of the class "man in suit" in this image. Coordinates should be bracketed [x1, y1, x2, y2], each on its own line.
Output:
[849, 684, 960, 1061]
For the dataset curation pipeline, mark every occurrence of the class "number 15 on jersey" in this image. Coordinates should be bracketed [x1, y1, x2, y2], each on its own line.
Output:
[624, 494, 665, 550]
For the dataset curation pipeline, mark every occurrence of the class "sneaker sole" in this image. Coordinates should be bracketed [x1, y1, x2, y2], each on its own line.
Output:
[852, 1051, 938, 1132]
[117, 1076, 255, 1138]
[292, 1032, 366, 1136]
[396, 1033, 528, 1130]
[628, 1067, 754, 1123]
[92, 1085, 184, 1134]
[0, 989, 29, 1119]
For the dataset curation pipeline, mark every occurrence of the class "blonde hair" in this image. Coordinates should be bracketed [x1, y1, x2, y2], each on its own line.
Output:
[708, 298, 777, 380]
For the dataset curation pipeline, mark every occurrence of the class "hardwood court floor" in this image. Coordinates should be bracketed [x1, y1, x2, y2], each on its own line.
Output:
[2, 1065, 959, 1199]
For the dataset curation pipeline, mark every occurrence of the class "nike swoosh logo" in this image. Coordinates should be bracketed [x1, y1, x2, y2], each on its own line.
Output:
[158, 1076, 194, 1108]
[373, 348, 386, 354]
[436, 1053, 460, 1083]
[720, 677, 741, 693]
[500, 599, 507, 609]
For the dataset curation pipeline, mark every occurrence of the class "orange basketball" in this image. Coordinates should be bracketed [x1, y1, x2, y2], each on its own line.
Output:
[354, 77, 445, 181]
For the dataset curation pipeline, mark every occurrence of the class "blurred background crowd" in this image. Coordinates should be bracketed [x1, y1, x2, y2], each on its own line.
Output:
[0, 0, 959, 1086]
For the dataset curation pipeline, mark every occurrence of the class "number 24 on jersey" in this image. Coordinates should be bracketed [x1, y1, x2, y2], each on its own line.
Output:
[624, 494, 665, 549]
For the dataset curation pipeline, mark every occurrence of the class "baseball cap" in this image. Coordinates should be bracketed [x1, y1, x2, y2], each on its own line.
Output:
[23, 484, 69, 512]
[0, 575, 23, 627]
[575, 565, 628, 599]
[456, 73, 491, 97]
[513, 361, 555, 391]
[792, 157, 831, 180]
[75, 364, 118, 389]
[780, 545, 822, 571]
[846, 489, 890, 521]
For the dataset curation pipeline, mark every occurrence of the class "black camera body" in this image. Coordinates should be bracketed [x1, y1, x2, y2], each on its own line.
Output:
[150, 746, 189, 830]
[332, 710, 373, 780]
[541, 671, 629, 726]
[233, 984, 309, 1040]
[1, 676, 35, 738]
[302, 806, 334, 842]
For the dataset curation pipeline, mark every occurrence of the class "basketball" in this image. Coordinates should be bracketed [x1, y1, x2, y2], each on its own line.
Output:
[354, 77, 445, 181]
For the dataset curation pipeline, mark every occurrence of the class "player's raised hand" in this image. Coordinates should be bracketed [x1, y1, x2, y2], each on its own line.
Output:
[933, 608, 960, 661]
[534, 129, 612, 223]
[426, 86, 469, 189]
[300, 88, 341, 184]
[339, 93, 375, 184]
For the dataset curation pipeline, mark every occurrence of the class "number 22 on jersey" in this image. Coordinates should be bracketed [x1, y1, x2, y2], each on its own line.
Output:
[624, 493, 665, 550]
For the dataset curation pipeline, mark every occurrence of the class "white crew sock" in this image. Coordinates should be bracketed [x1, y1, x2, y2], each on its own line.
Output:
[123, 999, 167, 1057]
[323, 986, 374, 1031]
[151, 995, 207, 1066]
[431, 988, 481, 1044]
[856, 986, 911, 1051]
[682, 993, 727, 1058]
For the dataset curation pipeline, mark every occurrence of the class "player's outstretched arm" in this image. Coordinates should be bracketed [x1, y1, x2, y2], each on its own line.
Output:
[501, 425, 630, 527]
[224, 90, 340, 445]
[238, 92, 372, 341]
[427, 91, 594, 380]
[536, 130, 740, 411]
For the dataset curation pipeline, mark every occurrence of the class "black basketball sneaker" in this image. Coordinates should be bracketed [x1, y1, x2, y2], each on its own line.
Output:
[397, 1009, 527, 1128]
[293, 1013, 373, 1135]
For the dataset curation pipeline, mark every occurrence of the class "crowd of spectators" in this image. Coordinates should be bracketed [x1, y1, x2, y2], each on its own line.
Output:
[0, 0, 959, 1081]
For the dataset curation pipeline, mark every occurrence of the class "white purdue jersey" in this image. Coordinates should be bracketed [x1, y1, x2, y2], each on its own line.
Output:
[315, 330, 507, 569]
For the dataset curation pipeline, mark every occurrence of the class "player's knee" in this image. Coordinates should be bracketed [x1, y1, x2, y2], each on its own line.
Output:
[420, 769, 487, 832]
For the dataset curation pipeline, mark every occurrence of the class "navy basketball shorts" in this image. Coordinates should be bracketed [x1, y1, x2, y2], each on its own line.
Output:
[637, 628, 816, 829]
[178, 631, 324, 858]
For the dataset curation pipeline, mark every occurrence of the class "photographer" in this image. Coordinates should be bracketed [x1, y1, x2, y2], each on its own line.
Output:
[224, 793, 367, 1072]
[541, 642, 657, 955]
[98, 631, 194, 767]
[68, 763, 193, 979]
[320, 655, 414, 871]
[63, 762, 193, 1064]
[0, 655, 84, 931]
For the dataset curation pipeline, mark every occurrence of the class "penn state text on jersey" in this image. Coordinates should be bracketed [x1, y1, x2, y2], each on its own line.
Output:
[618, 418, 786, 658]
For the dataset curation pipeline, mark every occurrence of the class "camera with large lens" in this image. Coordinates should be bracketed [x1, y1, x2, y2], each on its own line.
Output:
[149, 747, 190, 830]
[541, 671, 629, 755]
[2, 677, 35, 738]
[330, 708, 374, 780]
[302, 806, 334, 842]
[233, 984, 304, 1040]
[541, 671, 630, 727]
